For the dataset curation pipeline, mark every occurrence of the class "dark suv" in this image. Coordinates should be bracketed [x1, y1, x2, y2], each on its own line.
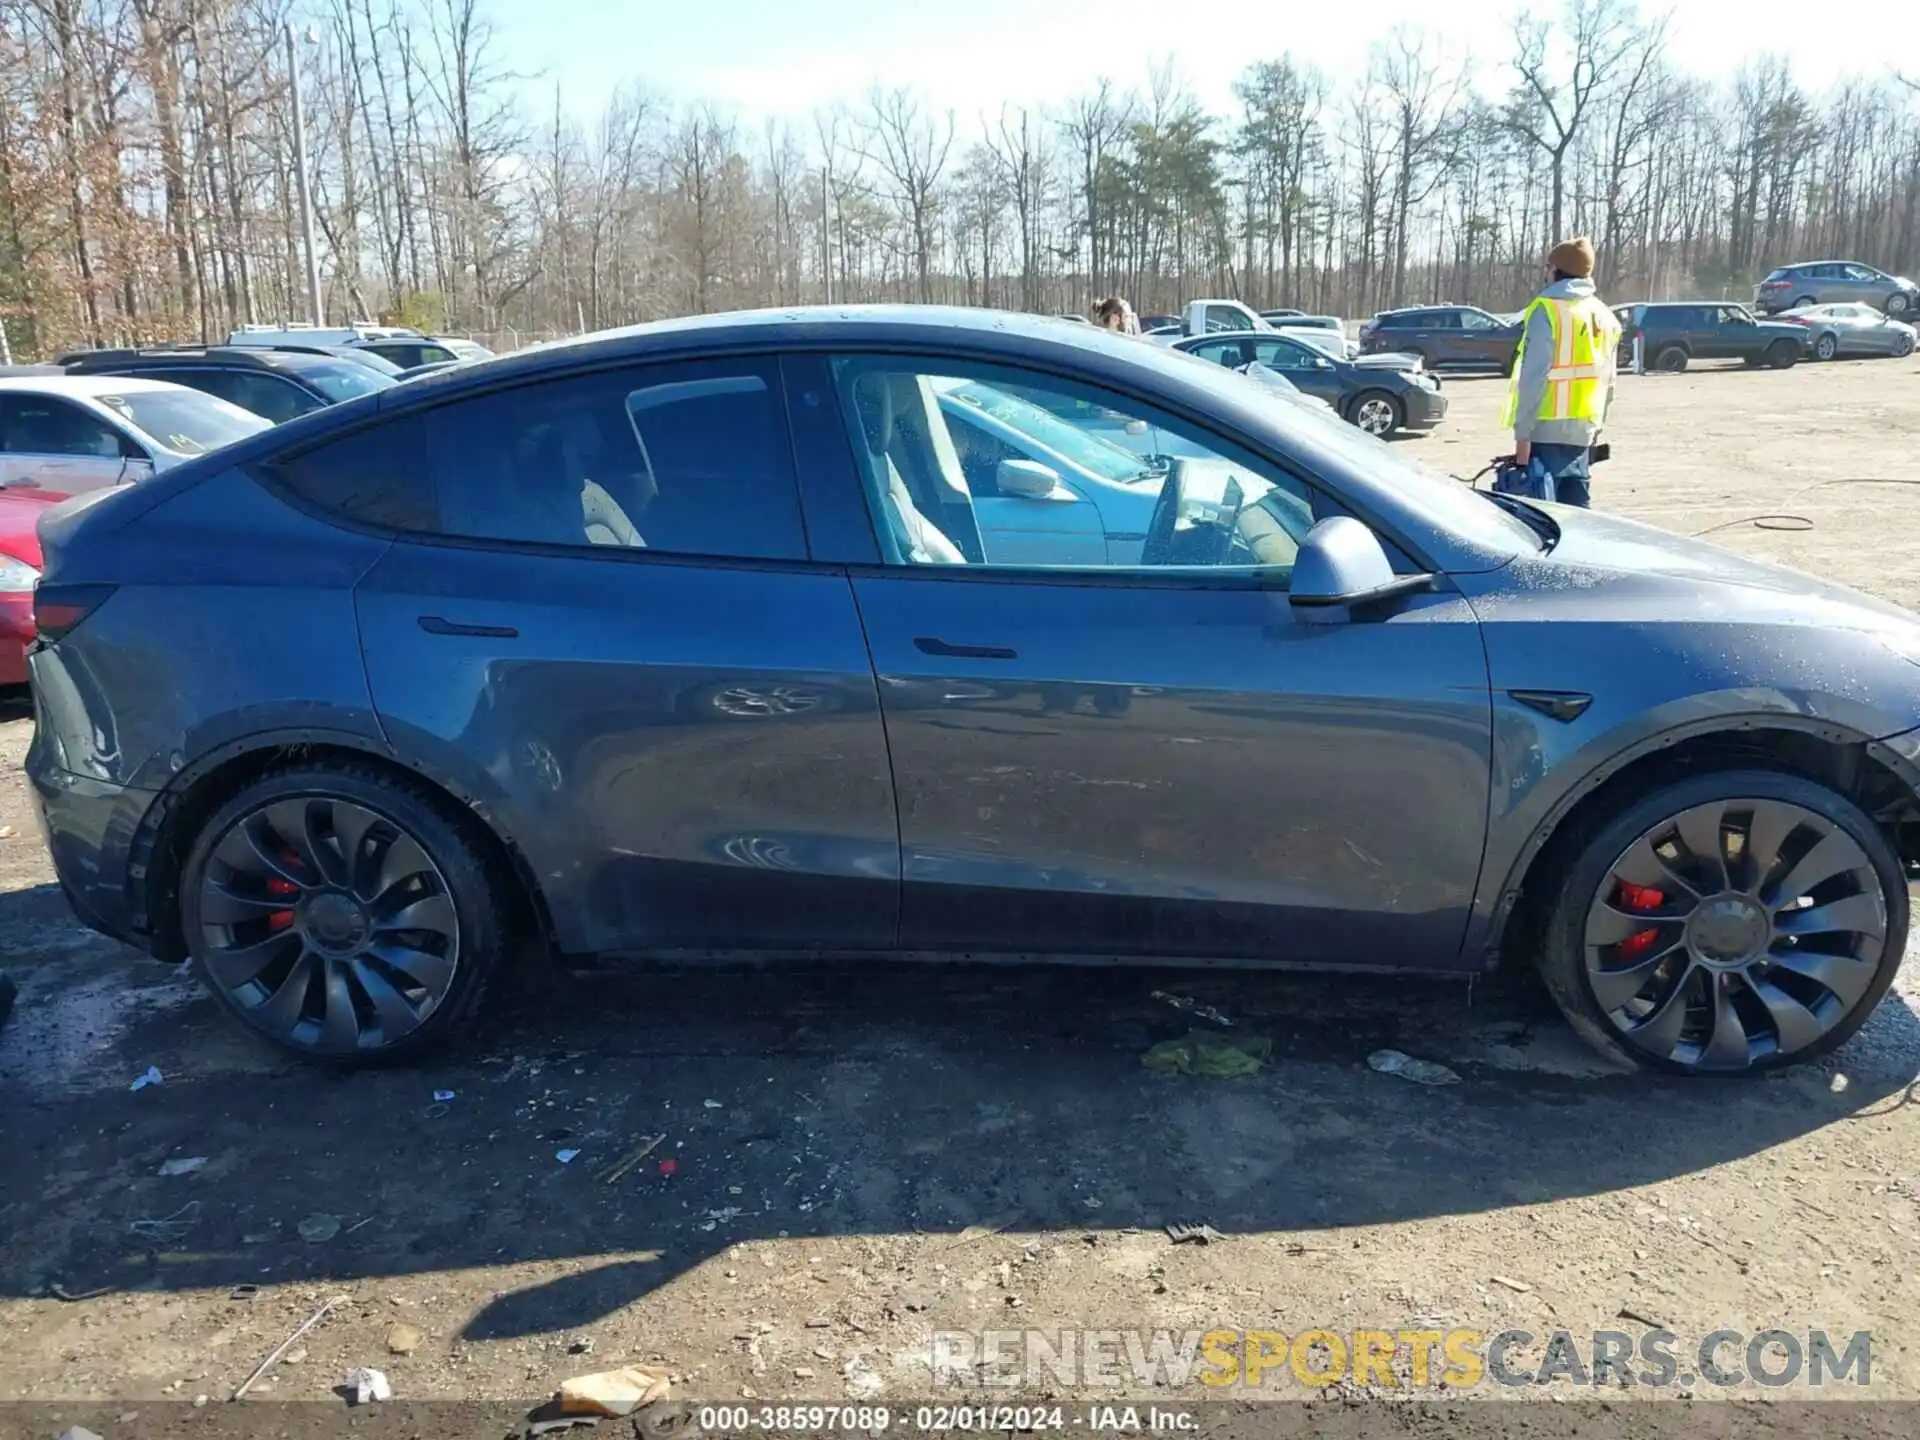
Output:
[60, 345, 395, 424]
[1358, 306, 1522, 372]
[1613, 303, 1808, 372]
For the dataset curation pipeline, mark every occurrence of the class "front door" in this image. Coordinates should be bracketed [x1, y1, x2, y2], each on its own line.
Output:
[0, 394, 137, 497]
[307, 356, 901, 958]
[814, 353, 1494, 969]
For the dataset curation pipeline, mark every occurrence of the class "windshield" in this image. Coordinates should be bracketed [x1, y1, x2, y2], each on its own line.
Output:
[944, 382, 1152, 484]
[299, 361, 397, 403]
[94, 389, 271, 456]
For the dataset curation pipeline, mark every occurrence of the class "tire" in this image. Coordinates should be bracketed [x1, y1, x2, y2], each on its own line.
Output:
[1895, 332, 1916, 359]
[1813, 332, 1839, 361]
[1887, 293, 1912, 318]
[1535, 768, 1907, 1076]
[180, 762, 509, 1066]
[1346, 389, 1403, 437]
[1793, 295, 1817, 311]
[1652, 344, 1688, 373]
[1766, 339, 1800, 369]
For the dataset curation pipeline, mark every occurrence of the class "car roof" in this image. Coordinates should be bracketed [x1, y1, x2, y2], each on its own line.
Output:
[0, 373, 191, 397]
[62, 344, 334, 373]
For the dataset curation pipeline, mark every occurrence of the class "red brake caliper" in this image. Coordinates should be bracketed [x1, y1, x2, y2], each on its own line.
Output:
[1616, 881, 1666, 958]
[266, 852, 300, 930]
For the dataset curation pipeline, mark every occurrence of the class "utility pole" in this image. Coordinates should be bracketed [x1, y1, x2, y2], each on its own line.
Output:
[287, 24, 325, 326]
[821, 164, 833, 305]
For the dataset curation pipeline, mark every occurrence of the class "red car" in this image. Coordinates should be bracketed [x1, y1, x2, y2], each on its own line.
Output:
[1, 489, 155, 687]
[0, 490, 52, 686]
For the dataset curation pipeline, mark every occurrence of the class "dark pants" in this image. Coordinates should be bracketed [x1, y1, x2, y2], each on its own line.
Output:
[1531, 442, 1592, 508]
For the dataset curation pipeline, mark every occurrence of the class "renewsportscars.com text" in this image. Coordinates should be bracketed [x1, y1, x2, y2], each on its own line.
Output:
[930, 1327, 1873, 1390]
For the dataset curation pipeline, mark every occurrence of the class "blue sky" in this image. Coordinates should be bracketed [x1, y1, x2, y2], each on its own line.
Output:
[495, 0, 1919, 129]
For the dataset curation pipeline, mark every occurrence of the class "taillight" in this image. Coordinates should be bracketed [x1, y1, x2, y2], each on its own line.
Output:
[32, 583, 116, 641]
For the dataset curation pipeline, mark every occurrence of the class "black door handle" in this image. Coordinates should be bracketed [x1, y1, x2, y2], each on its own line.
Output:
[418, 615, 519, 639]
[914, 636, 1017, 660]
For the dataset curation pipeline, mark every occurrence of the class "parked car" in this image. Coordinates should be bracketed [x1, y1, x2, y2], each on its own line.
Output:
[1614, 303, 1809, 372]
[351, 335, 494, 370]
[1358, 305, 1522, 372]
[249, 343, 408, 377]
[228, 322, 425, 348]
[0, 490, 50, 686]
[1, 375, 270, 497]
[1755, 261, 1919, 317]
[1173, 331, 1446, 437]
[30, 305, 1920, 1076]
[61, 344, 396, 422]
[1778, 303, 1918, 361]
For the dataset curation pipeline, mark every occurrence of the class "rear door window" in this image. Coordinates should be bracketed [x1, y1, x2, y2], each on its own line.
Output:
[427, 361, 809, 559]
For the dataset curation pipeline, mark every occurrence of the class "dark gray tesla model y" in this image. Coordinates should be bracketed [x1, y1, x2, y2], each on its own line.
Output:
[25, 307, 1920, 1074]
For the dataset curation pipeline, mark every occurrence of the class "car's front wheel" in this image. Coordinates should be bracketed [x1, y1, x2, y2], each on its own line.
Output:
[1347, 390, 1402, 437]
[1766, 339, 1800, 369]
[1536, 769, 1907, 1075]
[180, 763, 508, 1065]
[1894, 332, 1916, 358]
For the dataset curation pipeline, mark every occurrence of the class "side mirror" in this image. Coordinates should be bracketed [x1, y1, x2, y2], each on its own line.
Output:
[1124, 419, 1148, 435]
[1314, 356, 1335, 370]
[996, 457, 1060, 499]
[118, 456, 156, 484]
[1288, 517, 1433, 625]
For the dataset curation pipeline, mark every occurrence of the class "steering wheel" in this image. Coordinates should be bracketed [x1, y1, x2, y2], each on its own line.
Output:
[1140, 458, 1186, 566]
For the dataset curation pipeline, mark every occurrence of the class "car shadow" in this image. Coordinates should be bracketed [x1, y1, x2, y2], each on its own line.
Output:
[3, 912, 1916, 1337]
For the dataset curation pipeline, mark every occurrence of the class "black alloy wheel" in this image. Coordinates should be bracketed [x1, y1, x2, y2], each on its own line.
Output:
[1653, 345, 1688, 373]
[1541, 771, 1905, 1075]
[183, 765, 504, 1062]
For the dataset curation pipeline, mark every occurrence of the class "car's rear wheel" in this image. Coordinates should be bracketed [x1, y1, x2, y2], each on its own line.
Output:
[1814, 332, 1839, 361]
[1887, 293, 1912, 317]
[1794, 295, 1817, 310]
[1347, 390, 1402, 437]
[181, 763, 507, 1065]
[1537, 770, 1906, 1075]
[1652, 344, 1688, 373]
[1894, 332, 1915, 358]
[1766, 339, 1800, 369]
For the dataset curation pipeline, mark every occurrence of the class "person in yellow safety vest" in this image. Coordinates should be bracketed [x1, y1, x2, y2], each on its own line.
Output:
[1502, 236, 1620, 508]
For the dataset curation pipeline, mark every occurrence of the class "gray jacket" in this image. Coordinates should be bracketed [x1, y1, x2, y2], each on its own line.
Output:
[1512, 277, 1617, 447]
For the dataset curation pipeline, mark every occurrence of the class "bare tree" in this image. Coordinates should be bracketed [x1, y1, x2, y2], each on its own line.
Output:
[864, 86, 953, 303]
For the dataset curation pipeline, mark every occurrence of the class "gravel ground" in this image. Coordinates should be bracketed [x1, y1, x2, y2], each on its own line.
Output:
[2, 351, 1919, 1426]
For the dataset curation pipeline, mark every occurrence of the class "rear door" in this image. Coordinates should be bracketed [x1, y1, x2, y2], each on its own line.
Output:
[0, 393, 137, 496]
[306, 356, 901, 959]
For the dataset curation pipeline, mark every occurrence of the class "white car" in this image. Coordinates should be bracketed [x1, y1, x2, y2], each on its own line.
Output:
[0, 375, 271, 497]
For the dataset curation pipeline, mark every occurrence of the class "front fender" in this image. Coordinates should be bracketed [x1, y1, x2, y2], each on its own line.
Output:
[1462, 690, 1920, 966]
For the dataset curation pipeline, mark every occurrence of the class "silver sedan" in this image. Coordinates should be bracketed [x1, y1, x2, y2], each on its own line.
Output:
[1783, 302, 1918, 360]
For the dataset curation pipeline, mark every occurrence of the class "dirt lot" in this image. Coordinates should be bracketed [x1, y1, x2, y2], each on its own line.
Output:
[3, 352, 1920, 1427]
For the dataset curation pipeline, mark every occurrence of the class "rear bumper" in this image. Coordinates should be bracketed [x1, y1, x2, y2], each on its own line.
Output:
[0, 592, 31, 686]
[25, 685, 160, 953]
